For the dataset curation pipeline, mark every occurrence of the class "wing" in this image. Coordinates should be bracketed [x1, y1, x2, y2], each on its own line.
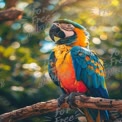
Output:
[48, 51, 60, 86]
[70, 46, 109, 120]
[70, 46, 109, 98]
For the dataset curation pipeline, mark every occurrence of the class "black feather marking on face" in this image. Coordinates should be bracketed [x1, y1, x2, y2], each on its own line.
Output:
[49, 24, 65, 41]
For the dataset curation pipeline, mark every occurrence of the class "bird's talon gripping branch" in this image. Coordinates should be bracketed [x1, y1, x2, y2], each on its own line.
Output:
[57, 94, 67, 107]
[66, 92, 77, 108]
[66, 92, 83, 109]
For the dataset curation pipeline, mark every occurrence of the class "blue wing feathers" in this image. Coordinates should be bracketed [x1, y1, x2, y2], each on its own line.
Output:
[70, 46, 108, 94]
[70, 46, 109, 120]
[81, 69, 88, 84]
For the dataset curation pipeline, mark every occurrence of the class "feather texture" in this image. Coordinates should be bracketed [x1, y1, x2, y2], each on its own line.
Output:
[70, 46, 109, 120]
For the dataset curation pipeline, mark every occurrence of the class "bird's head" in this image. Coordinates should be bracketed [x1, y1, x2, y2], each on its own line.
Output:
[49, 19, 90, 48]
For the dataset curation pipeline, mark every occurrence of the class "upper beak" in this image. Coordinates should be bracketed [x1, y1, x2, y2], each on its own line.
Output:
[49, 24, 60, 42]
[49, 23, 65, 42]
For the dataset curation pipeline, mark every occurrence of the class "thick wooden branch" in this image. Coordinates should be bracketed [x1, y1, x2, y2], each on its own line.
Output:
[0, 7, 23, 22]
[0, 95, 122, 122]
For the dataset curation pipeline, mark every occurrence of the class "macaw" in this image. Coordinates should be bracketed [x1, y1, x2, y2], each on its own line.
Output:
[48, 19, 109, 122]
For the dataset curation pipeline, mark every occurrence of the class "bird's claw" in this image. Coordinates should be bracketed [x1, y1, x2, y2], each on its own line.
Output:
[57, 94, 67, 107]
[66, 92, 83, 109]
[58, 92, 83, 108]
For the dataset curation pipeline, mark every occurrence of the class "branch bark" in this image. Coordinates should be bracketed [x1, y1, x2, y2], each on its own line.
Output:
[0, 7, 23, 22]
[6, 0, 17, 8]
[0, 95, 122, 122]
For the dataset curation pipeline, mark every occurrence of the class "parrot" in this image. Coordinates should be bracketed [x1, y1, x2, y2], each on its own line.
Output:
[48, 19, 109, 122]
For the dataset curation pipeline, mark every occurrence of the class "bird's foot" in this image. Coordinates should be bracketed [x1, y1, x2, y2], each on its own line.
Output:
[57, 94, 68, 107]
[67, 92, 83, 109]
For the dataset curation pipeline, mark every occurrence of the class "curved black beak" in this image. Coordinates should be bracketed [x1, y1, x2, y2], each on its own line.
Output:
[49, 24, 65, 42]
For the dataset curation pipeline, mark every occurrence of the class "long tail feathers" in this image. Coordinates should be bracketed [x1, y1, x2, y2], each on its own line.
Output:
[83, 109, 109, 122]
[77, 108, 122, 122]
[83, 108, 94, 122]
[96, 111, 101, 122]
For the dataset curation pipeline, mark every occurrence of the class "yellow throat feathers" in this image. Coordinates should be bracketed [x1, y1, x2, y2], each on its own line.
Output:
[53, 45, 71, 66]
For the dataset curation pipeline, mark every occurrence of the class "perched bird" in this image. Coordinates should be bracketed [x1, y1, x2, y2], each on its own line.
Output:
[48, 19, 109, 122]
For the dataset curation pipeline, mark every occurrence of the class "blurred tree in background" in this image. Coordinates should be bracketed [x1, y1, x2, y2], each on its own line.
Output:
[0, 0, 122, 121]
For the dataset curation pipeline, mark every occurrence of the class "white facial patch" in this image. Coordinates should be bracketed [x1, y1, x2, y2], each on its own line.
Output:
[62, 29, 75, 38]
[53, 23, 75, 38]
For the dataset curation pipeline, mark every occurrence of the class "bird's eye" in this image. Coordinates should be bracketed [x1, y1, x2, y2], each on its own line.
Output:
[67, 24, 71, 27]
[67, 24, 74, 29]
[59, 23, 74, 31]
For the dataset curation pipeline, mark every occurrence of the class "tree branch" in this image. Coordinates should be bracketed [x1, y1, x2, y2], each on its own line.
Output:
[0, 95, 122, 122]
[0, 7, 23, 22]
[6, 0, 17, 8]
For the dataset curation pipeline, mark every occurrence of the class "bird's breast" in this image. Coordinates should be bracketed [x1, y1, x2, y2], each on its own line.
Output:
[54, 45, 87, 94]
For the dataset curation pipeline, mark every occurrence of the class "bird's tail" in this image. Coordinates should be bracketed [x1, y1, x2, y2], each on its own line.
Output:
[77, 108, 122, 122]
[81, 108, 109, 122]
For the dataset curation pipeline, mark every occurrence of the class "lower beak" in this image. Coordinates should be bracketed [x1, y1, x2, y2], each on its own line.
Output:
[54, 36, 60, 42]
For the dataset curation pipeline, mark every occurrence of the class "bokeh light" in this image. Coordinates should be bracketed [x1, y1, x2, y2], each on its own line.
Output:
[22, 63, 41, 71]
[23, 23, 35, 33]
[91, 7, 112, 16]
[16, 2, 29, 10]
[11, 86, 24, 91]
[11, 23, 21, 30]
[0, 0, 5, 9]
[0, 37, 2, 43]
[9, 55, 16, 61]
[33, 71, 42, 78]
[112, 26, 120, 32]
[11, 42, 20, 49]
[100, 33, 108, 40]
[40, 41, 55, 53]
[92, 37, 101, 45]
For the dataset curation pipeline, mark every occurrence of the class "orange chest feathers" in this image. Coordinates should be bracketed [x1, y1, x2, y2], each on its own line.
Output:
[53, 45, 87, 94]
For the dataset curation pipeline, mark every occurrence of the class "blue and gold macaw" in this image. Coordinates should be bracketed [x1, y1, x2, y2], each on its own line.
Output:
[48, 19, 109, 122]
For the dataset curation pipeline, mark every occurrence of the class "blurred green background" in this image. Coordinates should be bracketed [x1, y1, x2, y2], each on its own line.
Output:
[0, 0, 122, 121]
